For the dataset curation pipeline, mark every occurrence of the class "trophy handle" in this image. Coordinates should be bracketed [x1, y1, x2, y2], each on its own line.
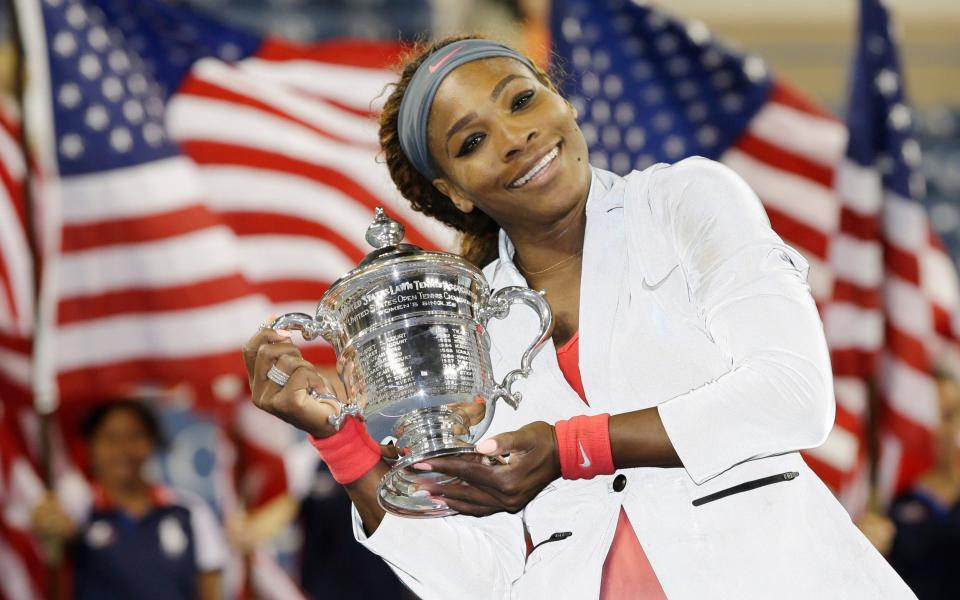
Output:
[271, 311, 338, 342]
[479, 286, 553, 409]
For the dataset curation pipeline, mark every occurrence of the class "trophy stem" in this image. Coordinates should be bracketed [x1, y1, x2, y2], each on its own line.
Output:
[394, 405, 473, 459]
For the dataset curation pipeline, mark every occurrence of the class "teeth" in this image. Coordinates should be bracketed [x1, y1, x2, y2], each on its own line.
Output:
[512, 146, 559, 188]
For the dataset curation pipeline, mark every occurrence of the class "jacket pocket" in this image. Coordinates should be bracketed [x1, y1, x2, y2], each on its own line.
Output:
[529, 531, 573, 555]
[524, 530, 573, 573]
[692, 471, 799, 507]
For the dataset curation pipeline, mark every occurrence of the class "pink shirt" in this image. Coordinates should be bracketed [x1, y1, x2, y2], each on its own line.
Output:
[556, 332, 667, 600]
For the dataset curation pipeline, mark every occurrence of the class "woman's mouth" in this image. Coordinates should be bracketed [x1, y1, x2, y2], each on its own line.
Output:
[510, 145, 560, 189]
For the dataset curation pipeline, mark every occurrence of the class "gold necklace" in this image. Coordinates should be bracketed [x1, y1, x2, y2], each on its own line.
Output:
[515, 249, 584, 276]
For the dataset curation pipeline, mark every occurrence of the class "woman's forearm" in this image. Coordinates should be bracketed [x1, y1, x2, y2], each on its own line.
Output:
[609, 407, 682, 469]
[344, 461, 391, 535]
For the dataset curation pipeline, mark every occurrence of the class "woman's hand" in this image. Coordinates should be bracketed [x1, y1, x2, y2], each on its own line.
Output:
[31, 493, 77, 541]
[414, 421, 561, 517]
[242, 326, 341, 439]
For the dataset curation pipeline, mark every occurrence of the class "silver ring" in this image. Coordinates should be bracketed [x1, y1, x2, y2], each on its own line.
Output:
[266, 365, 290, 387]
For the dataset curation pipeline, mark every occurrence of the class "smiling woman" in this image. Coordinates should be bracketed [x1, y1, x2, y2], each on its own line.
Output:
[378, 35, 587, 269]
[242, 36, 916, 599]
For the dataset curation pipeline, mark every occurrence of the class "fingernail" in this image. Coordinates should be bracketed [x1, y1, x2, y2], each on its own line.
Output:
[275, 329, 293, 338]
[411, 490, 429, 497]
[431, 497, 448, 507]
[412, 462, 432, 471]
[475, 439, 497, 454]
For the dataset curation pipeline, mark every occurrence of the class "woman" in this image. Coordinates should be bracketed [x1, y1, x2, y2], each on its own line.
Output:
[31, 401, 225, 600]
[243, 36, 913, 598]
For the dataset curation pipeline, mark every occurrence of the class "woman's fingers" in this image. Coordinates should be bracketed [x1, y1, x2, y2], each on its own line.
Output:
[251, 341, 302, 401]
[242, 326, 292, 380]
[417, 478, 517, 513]
[244, 320, 345, 439]
[417, 421, 560, 517]
[434, 497, 499, 518]
[423, 455, 502, 489]
[259, 356, 341, 438]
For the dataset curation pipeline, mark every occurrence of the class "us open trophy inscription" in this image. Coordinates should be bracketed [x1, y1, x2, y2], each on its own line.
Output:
[271, 208, 553, 517]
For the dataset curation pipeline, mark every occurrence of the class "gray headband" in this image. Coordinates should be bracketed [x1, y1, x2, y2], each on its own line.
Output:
[398, 39, 537, 180]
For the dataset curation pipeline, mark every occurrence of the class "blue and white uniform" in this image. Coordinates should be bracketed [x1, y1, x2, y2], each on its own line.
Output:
[71, 485, 226, 600]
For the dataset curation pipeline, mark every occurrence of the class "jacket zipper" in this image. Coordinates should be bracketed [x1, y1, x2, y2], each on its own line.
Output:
[692, 471, 799, 507]
[530, 531, 573, 554]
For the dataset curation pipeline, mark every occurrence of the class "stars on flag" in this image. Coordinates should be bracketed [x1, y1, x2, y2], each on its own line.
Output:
[46, 0, 173, 171]
[554, 0, 773, 174]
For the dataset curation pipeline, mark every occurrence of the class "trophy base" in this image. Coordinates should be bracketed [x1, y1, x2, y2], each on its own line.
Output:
[377, 445, 477, 517]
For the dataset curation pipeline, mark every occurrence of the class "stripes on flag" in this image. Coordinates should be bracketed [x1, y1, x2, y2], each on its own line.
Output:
[0, 102, 34, 408]
[0, 96, 45, 600]
[18, 0, 452, 407]
[0, 403, 46, 600]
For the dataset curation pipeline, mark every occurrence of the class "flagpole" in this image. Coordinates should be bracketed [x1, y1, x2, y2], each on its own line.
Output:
[865, 378, 881, 513]
[5, 0, 62, 597]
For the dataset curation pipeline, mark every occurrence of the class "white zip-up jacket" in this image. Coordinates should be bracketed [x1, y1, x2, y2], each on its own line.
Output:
[352, 157, 914, 599]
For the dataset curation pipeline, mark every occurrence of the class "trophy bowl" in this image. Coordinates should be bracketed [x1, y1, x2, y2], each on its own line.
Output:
[271, 208, 553, 517]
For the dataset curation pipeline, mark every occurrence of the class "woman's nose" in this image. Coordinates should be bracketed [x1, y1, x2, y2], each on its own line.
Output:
[502, 127, 538, 162]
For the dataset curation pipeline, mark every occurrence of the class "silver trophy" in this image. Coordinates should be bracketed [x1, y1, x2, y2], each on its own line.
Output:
[271, 208, 553, 517]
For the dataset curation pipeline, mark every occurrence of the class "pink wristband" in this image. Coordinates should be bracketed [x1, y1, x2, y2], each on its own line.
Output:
[308, 416, 382, 484]
[553, 414, 615, 480]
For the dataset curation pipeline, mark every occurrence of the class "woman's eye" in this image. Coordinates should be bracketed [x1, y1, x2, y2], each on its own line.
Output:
[457, 133, 485, 157]
[512, 90, 535, 111]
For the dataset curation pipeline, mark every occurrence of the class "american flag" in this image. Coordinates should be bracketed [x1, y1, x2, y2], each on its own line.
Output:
[0, 100, 46, 600]
[0, 102, 33, 408]
[839, 0, 960, 501]
[550, 0, 959, 507]
[12, 0, 452, 413]
[3, 0, 451, 597]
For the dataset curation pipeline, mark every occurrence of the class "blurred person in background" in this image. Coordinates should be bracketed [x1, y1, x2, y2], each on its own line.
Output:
[888, 373, 960, 599]
[30, 400, 226, 600]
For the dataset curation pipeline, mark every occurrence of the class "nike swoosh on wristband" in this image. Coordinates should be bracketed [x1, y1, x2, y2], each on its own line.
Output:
[577, 441, 592, 468]
[640, 263, 680, 291]
[429, 46, 465, 73]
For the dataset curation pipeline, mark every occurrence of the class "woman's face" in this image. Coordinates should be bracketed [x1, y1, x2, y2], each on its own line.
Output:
[89, 408, 155, 488]
[426, 57, 592, 235]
